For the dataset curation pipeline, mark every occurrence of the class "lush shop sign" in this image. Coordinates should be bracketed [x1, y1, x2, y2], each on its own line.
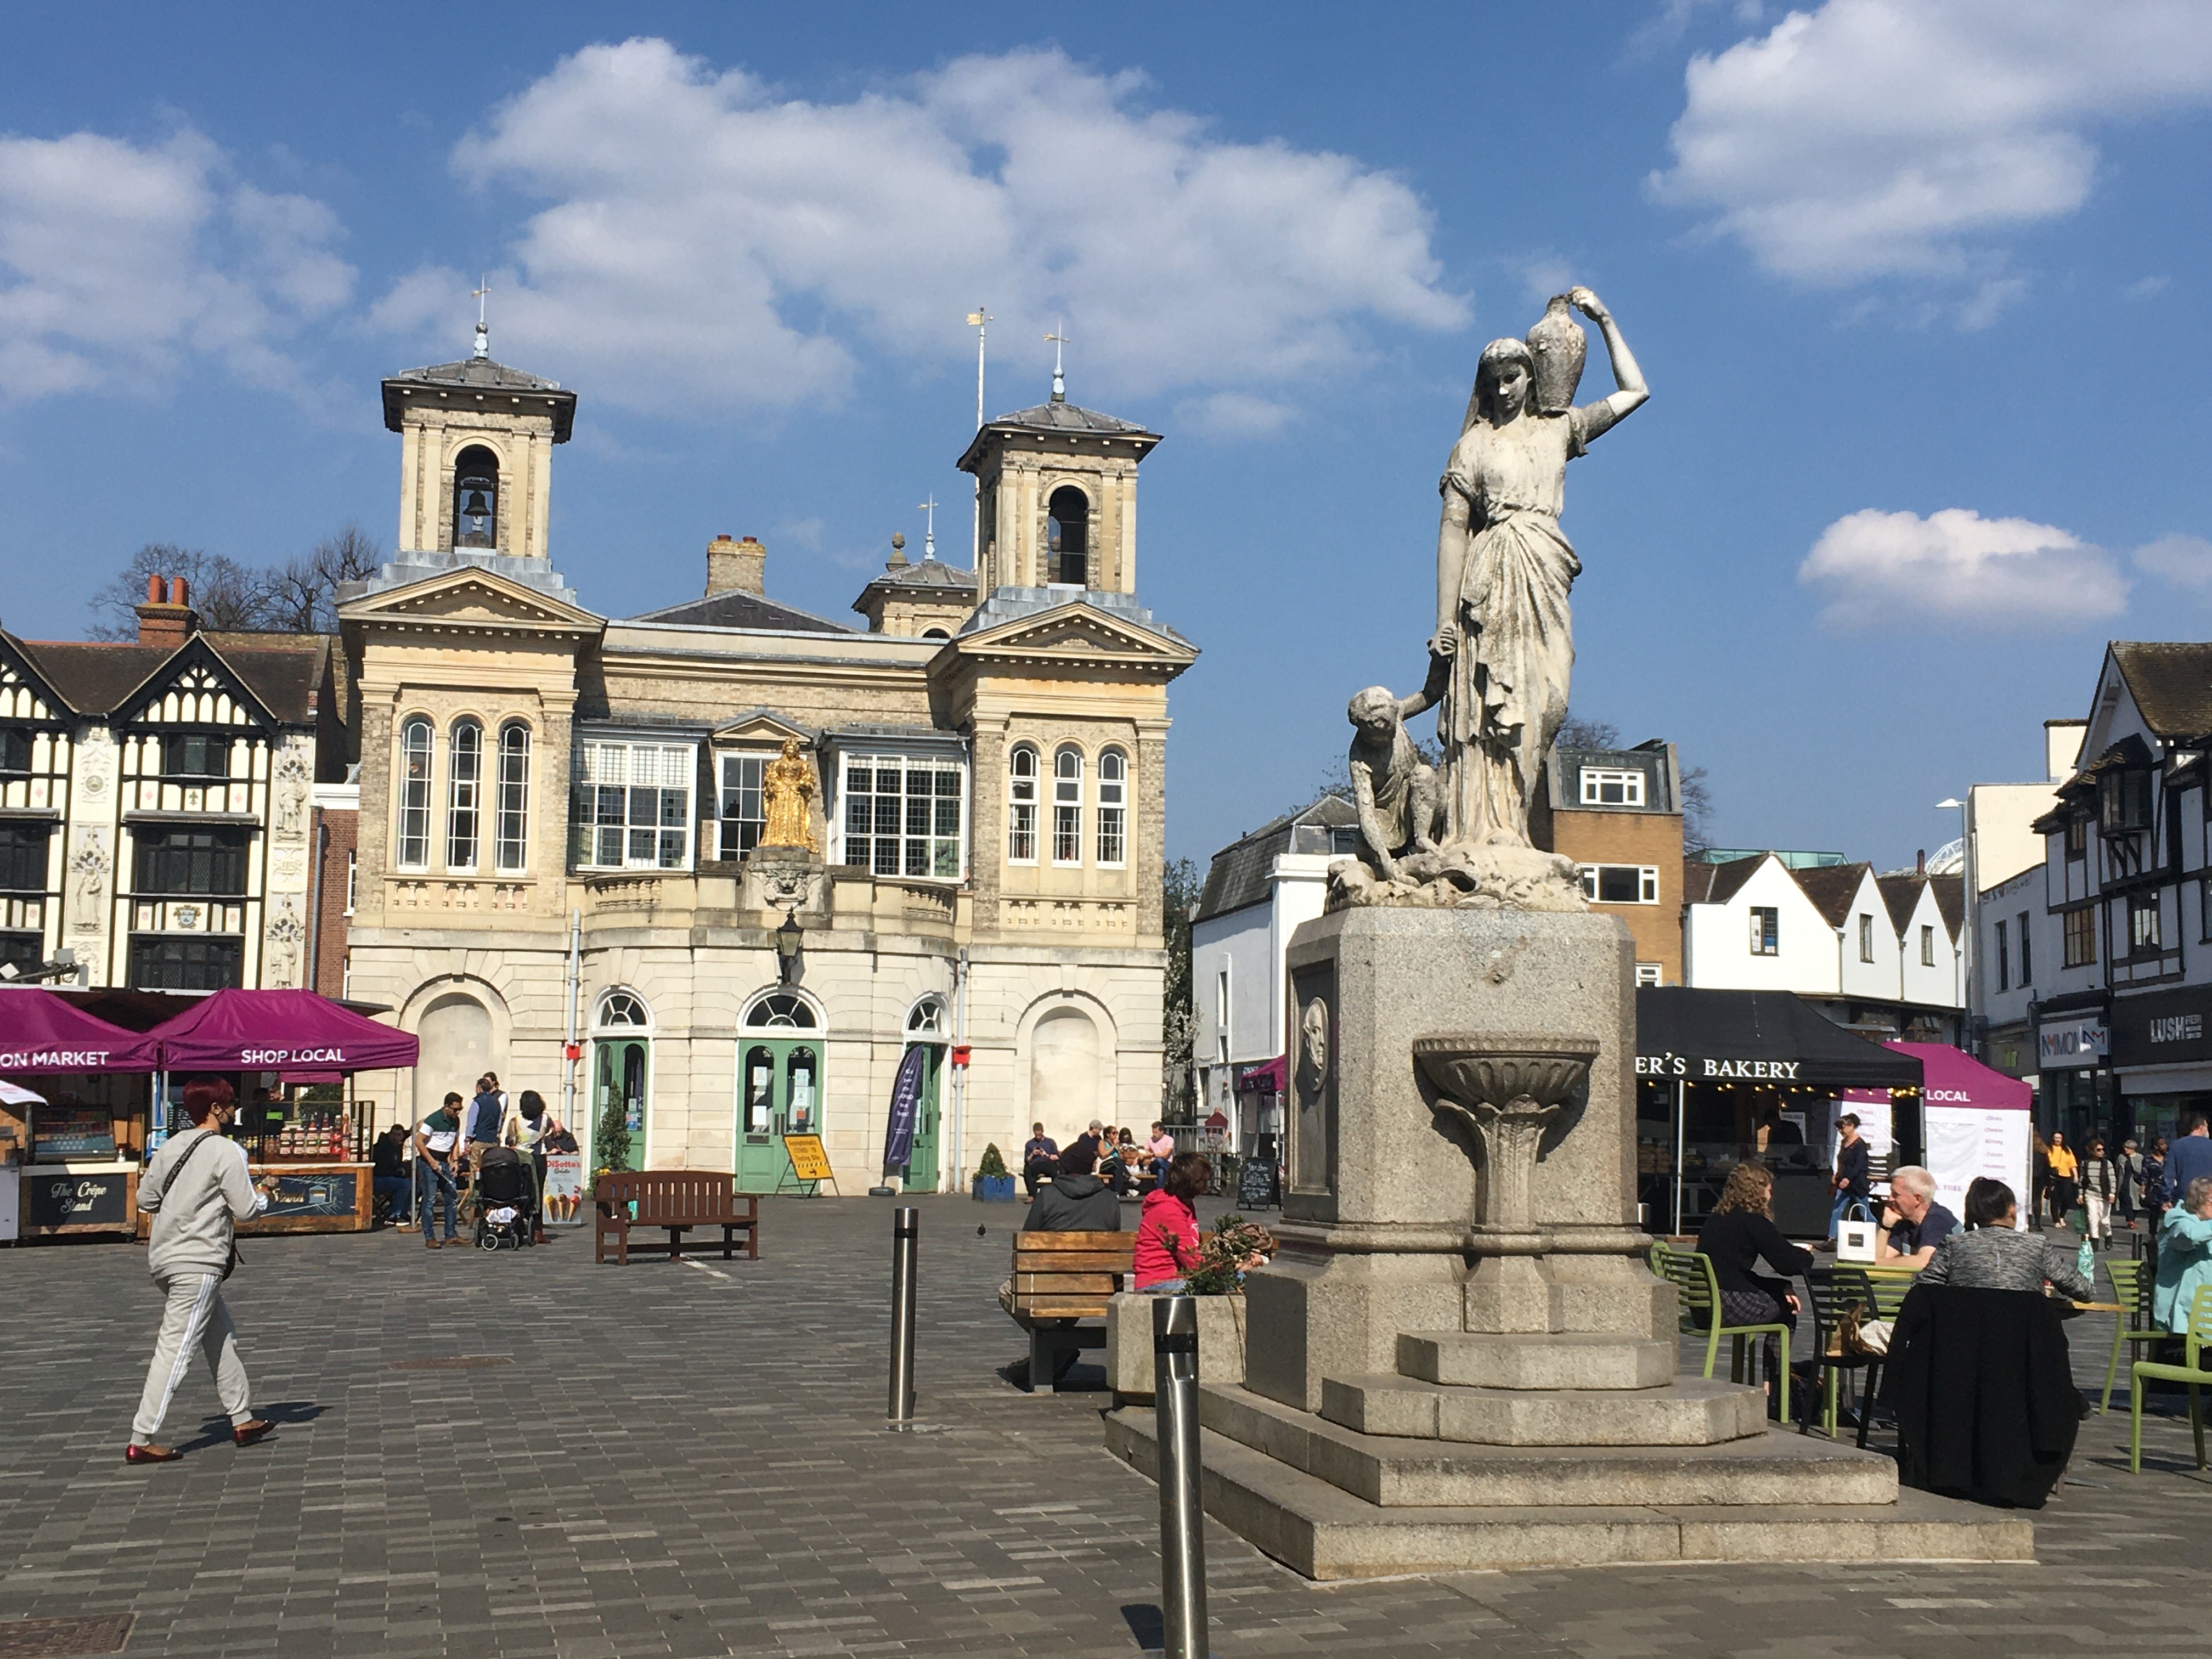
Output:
[2109, 988, 2212, 1068]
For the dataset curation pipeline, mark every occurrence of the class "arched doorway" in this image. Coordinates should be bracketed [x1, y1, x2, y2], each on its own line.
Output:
[416, 991, 492, 1118]
[591, 990, 651, 1170]
[734, 989, 823, 1192]
[900, 995, 951, 1192]
[1029, 1005, 1101, 1133]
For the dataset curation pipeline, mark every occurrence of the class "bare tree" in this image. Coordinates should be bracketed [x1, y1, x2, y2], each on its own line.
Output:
[85, 543, 275, 639]
[1680, 764, 1715, 854]
[1554, 713, 1622, 751]
[265, 523, 382, 633]
[84, 526, 382, 640]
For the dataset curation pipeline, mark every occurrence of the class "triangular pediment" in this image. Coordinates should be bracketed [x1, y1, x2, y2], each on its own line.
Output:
[712, 709, 817, 746]
[951, 602, 1198, 669]
[339, 567, 603, 634]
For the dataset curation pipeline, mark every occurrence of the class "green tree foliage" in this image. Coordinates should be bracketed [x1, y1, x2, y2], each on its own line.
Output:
[1161, 855, 1200, 1121]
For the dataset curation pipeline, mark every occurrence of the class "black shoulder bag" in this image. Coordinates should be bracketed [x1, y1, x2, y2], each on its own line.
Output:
[156, 1131, 247, 1280]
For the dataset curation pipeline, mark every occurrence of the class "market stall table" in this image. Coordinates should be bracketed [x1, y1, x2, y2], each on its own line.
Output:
[0, 988, 161, 1239]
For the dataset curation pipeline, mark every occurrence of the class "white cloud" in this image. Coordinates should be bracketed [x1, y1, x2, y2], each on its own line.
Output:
[0, 128, 353, 401]
[377, 40, 1464, 418]
[2134, 534, 2212, 589]
[1799, 507, 2129, 629]
[1650, 1, 2212, 305]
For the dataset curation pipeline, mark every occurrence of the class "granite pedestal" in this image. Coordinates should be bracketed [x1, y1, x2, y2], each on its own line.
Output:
[1108, 905, 2030, 1575]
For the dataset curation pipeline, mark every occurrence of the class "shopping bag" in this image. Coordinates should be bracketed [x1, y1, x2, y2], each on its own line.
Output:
[1837, 1218, 1877, 1262]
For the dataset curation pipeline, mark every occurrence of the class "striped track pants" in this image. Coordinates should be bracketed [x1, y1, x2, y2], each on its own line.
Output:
[131, 1272, 252, 1444]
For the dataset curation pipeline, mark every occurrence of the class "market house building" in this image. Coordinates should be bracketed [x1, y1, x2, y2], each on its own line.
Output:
[338, 340, 1196, 1194]
[0, 589, 349, 991]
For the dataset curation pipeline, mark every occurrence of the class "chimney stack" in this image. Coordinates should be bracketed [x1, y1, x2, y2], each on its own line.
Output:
[1916, 849, 1926, 876]
[704, 534, 766, 597]
[135, 574, 198, 650]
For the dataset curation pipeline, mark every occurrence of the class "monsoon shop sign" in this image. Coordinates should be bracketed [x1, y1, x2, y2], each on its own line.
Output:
[236, 1048, 347, 1066]
[1636, 1053, 1803, 1080]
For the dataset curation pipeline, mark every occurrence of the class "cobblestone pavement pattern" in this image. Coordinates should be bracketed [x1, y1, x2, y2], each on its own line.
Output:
[1, 1198, 2206, 1657]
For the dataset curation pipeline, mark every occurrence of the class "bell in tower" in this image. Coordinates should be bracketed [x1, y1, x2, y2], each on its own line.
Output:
[452, 447, 500, 550]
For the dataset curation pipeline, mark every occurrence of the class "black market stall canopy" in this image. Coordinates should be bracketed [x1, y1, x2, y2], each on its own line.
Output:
[1635, 988, 1925, 1089]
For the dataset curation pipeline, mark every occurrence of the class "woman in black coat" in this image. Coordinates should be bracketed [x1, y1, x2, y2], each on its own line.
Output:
[1696, 1159, 1813, 1409]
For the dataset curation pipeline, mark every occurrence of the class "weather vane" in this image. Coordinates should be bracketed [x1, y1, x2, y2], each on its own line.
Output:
[917, 495, 938, 561]
[472, 274, 492, 359]
[1046, 319, 1071, 402]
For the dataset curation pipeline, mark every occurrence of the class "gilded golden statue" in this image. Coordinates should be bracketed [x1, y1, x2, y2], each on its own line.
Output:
[760, 737, 819, 851]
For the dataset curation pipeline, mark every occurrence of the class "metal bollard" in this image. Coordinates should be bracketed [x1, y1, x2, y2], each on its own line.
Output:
[1153, 1295, 1208, 1659]
[887, 1206, 918, 1426]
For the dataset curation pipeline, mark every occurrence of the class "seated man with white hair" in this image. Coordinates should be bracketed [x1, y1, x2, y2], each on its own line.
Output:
[1875, 1165, 1957, 1268]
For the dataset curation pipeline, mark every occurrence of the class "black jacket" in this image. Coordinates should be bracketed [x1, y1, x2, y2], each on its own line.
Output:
[1696, 1209, 1814, 1307]
[1020, 1173, 1121, 1232]
[1883, 1283, 2080, 1508]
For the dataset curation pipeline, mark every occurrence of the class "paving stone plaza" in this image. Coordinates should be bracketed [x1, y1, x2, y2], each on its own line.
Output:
[2, 1198, 2208, 1658]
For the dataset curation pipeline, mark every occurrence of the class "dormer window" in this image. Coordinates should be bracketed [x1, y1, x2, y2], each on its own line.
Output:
[453, 445, 500, 549]
[2098, 766, 2151, 834]
[1579, 766, 1643, 806]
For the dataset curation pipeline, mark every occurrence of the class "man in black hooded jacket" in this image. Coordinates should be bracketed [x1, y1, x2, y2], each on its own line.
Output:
[1021, 1144, 1121, 1231]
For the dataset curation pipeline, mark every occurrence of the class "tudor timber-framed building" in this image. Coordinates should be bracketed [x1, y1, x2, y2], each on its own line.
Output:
[338, 336, 1197, 1194]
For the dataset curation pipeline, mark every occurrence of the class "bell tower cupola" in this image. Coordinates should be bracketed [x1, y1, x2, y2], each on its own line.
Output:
[956, 373, 1161, 597]
[381, 318, 577, 562]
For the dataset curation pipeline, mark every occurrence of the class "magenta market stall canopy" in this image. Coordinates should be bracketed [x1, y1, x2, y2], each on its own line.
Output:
[0, 986, 159, 1073]
[1886, 1040, 2033, 1219]
[142, 989, 419, 1075]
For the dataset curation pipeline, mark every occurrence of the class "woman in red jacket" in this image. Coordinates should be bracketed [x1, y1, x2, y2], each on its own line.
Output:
[1135, 1152, 1211, 1291]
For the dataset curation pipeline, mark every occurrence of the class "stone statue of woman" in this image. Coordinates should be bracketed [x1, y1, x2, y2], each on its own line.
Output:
[1431, 287, 1646, 849]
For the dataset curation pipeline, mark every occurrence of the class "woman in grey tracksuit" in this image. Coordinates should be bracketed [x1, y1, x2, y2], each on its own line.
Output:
[127, 1079, 276, 1463]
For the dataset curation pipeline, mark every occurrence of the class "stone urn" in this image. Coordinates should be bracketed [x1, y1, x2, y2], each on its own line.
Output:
[1412, 1033, 1599, 1233]
[1523, 294, 1587, 415]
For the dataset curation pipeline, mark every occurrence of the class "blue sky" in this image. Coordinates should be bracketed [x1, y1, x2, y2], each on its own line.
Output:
[2, 1, 2209, 870]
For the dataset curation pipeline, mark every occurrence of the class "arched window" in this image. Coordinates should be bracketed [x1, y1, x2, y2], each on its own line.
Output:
[596, 990, 651, 1029]
[921, 627, 951, 641]
[906, 995, 949, 1040]
[742, 991, 819, 1030]
[1007, 744, 1039, 864]
[1046, 486, 1088, 585]
[1052, 745, 1083, 865]
[495, 722, 529, 872]
[453, 445, 500, 549]
[397, 717, 432, 868]
[1097, 748, 1127, 867]
[445, 720, 482, 870]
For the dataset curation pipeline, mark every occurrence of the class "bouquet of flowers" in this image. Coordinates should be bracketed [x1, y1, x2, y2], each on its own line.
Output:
[1183, 1212, 1277, 1296]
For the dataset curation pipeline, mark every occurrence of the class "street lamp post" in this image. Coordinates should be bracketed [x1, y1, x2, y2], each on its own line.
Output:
[1937, 797, 1973, 1052]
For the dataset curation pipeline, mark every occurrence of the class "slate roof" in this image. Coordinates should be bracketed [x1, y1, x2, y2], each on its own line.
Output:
[1195, 795, 1358, 923]
[2111, 642, 2212, 738]
[12, 635, 328, 725]
[866, 558, 978, 591]
[1683, 853, 1766, 907]
[1929, 872, 1964, 937]
[1792, 861, 1874, 928]
[625, 590, 855, 635]
[381, 354, 577, 441]
[956, 396, 1163, 471]
[1875, 873, 1926, 933]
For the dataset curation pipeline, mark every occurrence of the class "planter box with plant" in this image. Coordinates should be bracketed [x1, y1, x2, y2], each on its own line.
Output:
[972, 1142, 1017, 1201]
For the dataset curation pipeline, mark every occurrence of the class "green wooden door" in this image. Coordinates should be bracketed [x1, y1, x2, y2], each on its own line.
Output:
[736, 1038, 824, 1193]
[901, 1045, 943, 1193]
[592, 1037, 649, 1170]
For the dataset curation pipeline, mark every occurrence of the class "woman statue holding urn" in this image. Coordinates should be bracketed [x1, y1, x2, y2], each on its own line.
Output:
[1431, 287, 1646, 849]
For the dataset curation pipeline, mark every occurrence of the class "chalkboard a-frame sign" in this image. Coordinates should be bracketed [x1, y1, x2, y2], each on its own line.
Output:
[1237, 1156, 1279, 1210]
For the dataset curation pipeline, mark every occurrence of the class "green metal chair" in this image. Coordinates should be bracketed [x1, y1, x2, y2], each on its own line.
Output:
[1650, 1240, 1791, 1422]
[2100, 1257, 2165, 1413]
[2128, 1283, 2212, 1474]
[1801, 1266, 1881, 1440]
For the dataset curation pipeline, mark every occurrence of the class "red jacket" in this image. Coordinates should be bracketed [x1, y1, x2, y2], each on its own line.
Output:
[1133, 1188, 1199, 1288]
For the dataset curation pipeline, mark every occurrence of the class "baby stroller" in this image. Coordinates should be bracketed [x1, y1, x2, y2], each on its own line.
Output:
[471, 1147, 539, 1251]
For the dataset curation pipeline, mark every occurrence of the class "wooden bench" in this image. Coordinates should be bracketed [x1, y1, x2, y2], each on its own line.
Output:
[595, 1170, 759, 1266]
[1007, 1229, 1136, 1391]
